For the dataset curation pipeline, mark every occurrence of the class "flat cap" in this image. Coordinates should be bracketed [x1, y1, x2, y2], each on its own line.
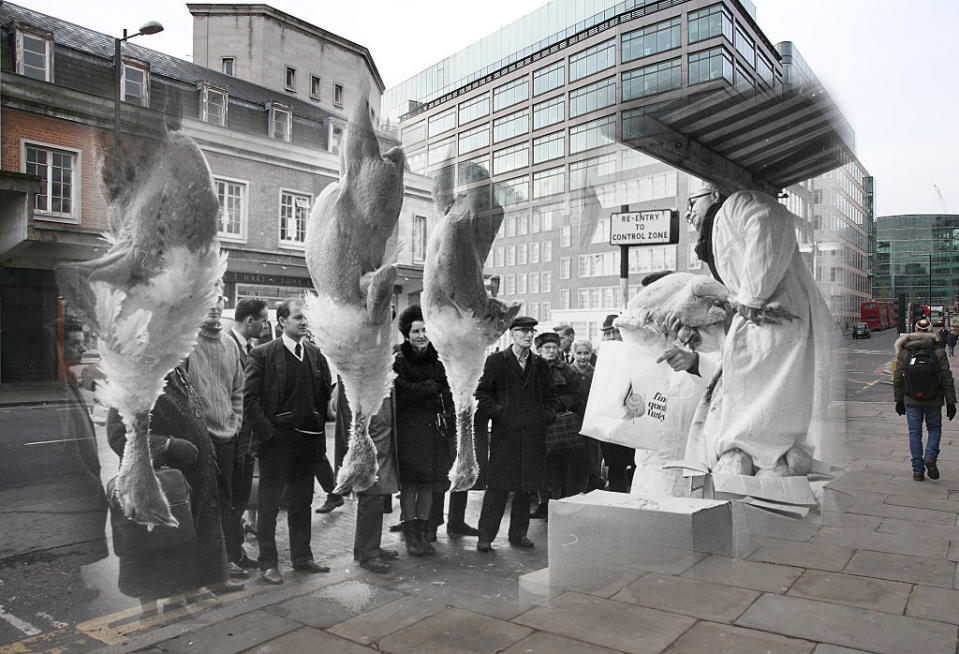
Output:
[601, 314, 620, 331]
[534, 332, 560, 348]
[510, 315, 538, 330]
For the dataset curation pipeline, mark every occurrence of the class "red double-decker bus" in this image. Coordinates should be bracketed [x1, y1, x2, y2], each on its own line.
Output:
[861, 301, 896, 330]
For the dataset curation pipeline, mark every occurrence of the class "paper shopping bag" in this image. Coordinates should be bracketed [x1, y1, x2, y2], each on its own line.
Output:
[582, 340, 674, 450]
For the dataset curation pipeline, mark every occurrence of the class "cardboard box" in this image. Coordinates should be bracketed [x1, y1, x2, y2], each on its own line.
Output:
[548, 490, 735, 584]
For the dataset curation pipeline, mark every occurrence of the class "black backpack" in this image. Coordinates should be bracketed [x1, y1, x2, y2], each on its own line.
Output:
[904, 349, 941, 400]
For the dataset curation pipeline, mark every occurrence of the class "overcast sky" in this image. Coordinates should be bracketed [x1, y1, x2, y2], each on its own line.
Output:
[21, 0, 959, 217]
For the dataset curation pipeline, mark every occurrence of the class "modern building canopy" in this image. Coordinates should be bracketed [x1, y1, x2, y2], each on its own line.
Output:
[623, 86, 850, 194]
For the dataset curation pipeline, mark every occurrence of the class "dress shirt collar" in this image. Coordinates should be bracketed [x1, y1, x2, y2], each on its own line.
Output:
[511, 344, 530, 369]
[282, 333, 303, 360]
[231, 328, 250, 351]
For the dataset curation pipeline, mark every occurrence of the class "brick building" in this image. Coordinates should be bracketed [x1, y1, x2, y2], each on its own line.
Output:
[0, 2, 433, 383]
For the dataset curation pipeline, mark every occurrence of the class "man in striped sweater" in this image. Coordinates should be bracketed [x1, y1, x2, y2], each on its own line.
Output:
[187, 295, 246, 579]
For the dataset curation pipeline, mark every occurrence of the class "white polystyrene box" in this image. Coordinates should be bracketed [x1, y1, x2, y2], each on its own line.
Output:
[548, 490, 735, 575]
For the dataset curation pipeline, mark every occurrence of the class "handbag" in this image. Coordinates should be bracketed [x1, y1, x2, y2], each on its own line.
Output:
[435, 392, 454, 439]
[545, 410, 587, 455]
[107, 467, 196, 558]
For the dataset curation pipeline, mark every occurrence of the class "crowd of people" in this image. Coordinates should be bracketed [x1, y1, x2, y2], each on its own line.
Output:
[98, 181, 864, 604]
[103, 291, 639, 602]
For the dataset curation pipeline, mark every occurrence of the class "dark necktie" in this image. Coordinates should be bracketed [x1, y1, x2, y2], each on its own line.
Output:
[294, 343, 301, 360]
[245, 342, 252, 355]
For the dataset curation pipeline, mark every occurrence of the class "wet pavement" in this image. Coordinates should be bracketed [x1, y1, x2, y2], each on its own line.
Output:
[0, 395, 546, 653]
[3, 330, 959, 653]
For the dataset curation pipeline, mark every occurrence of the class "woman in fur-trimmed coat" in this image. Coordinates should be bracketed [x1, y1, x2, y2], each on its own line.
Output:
[107, 363, 230, 602]
[393, 305, 454, 555]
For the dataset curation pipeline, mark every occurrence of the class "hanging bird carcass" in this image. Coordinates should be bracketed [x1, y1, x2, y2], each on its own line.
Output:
[304, 102, 404, 494]
[423, 164, 521, 491]
[57, 130, 225, 527]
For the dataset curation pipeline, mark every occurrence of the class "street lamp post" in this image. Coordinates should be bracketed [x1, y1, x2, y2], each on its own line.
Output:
[114, 21, 164, 159]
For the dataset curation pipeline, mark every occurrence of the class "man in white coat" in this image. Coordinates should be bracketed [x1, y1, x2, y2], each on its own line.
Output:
[675, 183, 836, 476]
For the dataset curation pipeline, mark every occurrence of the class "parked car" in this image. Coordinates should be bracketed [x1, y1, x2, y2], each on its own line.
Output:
[851, 322, 871, 339]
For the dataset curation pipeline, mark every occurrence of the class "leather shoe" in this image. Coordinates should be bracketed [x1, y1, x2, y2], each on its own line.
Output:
[509, 536, 535, 548]
[235, 554, 259, 569]
[260, 568, 283, 584]
[228, 562, 250, 579]
[925, 457, 940, 480]
[375, 548, 399, 560]
[315, 495, 345, 513]
[447, 522, 480, 537]
[476, 540, 492, 553]
[359, 558, 391, 574]
[293, 559, 330, 573]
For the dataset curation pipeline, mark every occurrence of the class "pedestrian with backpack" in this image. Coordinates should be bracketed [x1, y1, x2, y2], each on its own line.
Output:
[894, 318, 956, 481]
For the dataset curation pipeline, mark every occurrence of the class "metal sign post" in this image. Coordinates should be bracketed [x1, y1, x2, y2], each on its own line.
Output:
[609, 208, 679, 308]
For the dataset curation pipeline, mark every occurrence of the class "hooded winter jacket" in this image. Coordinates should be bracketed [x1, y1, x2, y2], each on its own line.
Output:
[894, 332, 956, 407]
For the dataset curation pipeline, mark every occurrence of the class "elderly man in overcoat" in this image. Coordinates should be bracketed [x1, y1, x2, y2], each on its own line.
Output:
[474, 316, 557, 552]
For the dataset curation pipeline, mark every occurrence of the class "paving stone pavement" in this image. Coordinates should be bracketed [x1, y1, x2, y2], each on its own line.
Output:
[85, 357, 959, 654]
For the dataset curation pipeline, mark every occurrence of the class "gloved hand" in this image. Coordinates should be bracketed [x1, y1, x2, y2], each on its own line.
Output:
[162, 437, 199, 468]
[895, 400, 906, 416]
[948, 404, 956, 421]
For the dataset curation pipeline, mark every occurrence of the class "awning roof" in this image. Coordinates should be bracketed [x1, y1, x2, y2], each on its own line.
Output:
[622, 87, 851, 194]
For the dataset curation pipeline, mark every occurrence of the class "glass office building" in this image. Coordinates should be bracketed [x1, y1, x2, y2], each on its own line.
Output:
[874, 214, 959, 308]
[385, 0, 755, 124]
[383, 0, 783, 342]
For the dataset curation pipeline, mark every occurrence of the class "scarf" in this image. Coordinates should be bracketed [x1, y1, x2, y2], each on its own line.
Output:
[694, 207, 724, 286]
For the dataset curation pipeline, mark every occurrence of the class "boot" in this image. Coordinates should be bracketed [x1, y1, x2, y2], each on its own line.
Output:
[402, 521, 425, 557]
[447, 492, 479, 536]
[418, 520, 436, 556]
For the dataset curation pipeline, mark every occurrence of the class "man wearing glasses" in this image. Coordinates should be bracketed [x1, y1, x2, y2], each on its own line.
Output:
[474, 316, 558, 552]
[669, 184, 835, 477]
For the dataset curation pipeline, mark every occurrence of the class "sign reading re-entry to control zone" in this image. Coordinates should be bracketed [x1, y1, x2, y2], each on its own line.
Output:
[609, 210, 678, 246]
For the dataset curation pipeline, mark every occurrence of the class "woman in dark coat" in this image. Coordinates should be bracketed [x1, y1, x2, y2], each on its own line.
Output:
[534, 332, 585, 516]
[107, 362, 232, 605]
[393, 305, 454, 556]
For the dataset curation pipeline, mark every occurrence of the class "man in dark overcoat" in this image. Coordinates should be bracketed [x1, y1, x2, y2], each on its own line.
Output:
[226, 297, 268, 570]
[245, 298, 333, 584]
[474, 316, 557, 551]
